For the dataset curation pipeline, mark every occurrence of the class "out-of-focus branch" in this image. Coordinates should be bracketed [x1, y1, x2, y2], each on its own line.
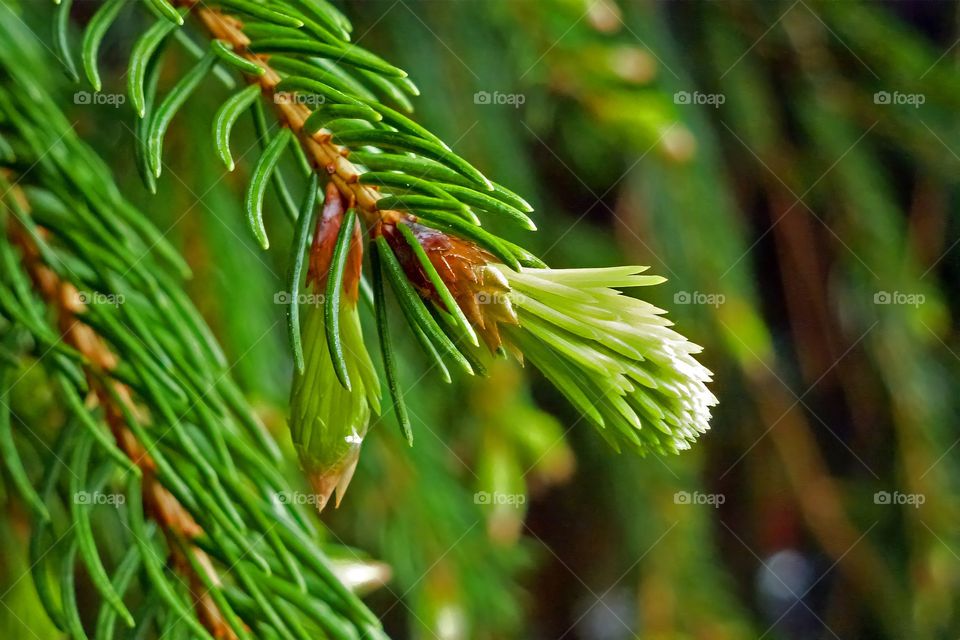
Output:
[6, 186, 238, 640]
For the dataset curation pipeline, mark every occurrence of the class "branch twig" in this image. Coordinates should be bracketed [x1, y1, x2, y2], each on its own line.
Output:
[188, 3, 399, 227]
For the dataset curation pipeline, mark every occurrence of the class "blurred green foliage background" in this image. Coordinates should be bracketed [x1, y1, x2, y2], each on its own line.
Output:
[3, 0, 960, 638]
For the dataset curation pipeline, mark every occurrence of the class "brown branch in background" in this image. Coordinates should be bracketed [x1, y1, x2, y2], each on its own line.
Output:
[906, 177, 948, 269]
[747, 371, 902, 630]
[764, 176, 840, 386]
[5, 187, 239, 640]
[779, 8, 956, 627]
[613, 166, 903, 633]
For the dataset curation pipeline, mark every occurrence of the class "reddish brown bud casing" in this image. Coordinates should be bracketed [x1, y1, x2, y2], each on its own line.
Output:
[308, 183, 364, 304]
[382, 218, 518, 351]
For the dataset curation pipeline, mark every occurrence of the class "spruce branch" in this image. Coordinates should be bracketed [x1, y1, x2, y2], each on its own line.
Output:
[191, 3, 399, 227]
[56, 0, 715, 507]
[6, 197, 237, 638]
[0, 19, 389, 636]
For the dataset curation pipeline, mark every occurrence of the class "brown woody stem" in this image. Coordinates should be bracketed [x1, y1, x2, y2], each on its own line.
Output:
[188, 3, 401, 228]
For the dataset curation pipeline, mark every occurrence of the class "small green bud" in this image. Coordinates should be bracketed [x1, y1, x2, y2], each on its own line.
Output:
[289, 184, 380, 511]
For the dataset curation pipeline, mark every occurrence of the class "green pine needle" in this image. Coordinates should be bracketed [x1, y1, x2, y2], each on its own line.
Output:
[246, 127, 294, 249]
[324, 207, 358, 390]
[288, 174, 319, 373]
[81, 0, 128, 92]
[213, 84, 262, 171]
[371, 242, 413, 444]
